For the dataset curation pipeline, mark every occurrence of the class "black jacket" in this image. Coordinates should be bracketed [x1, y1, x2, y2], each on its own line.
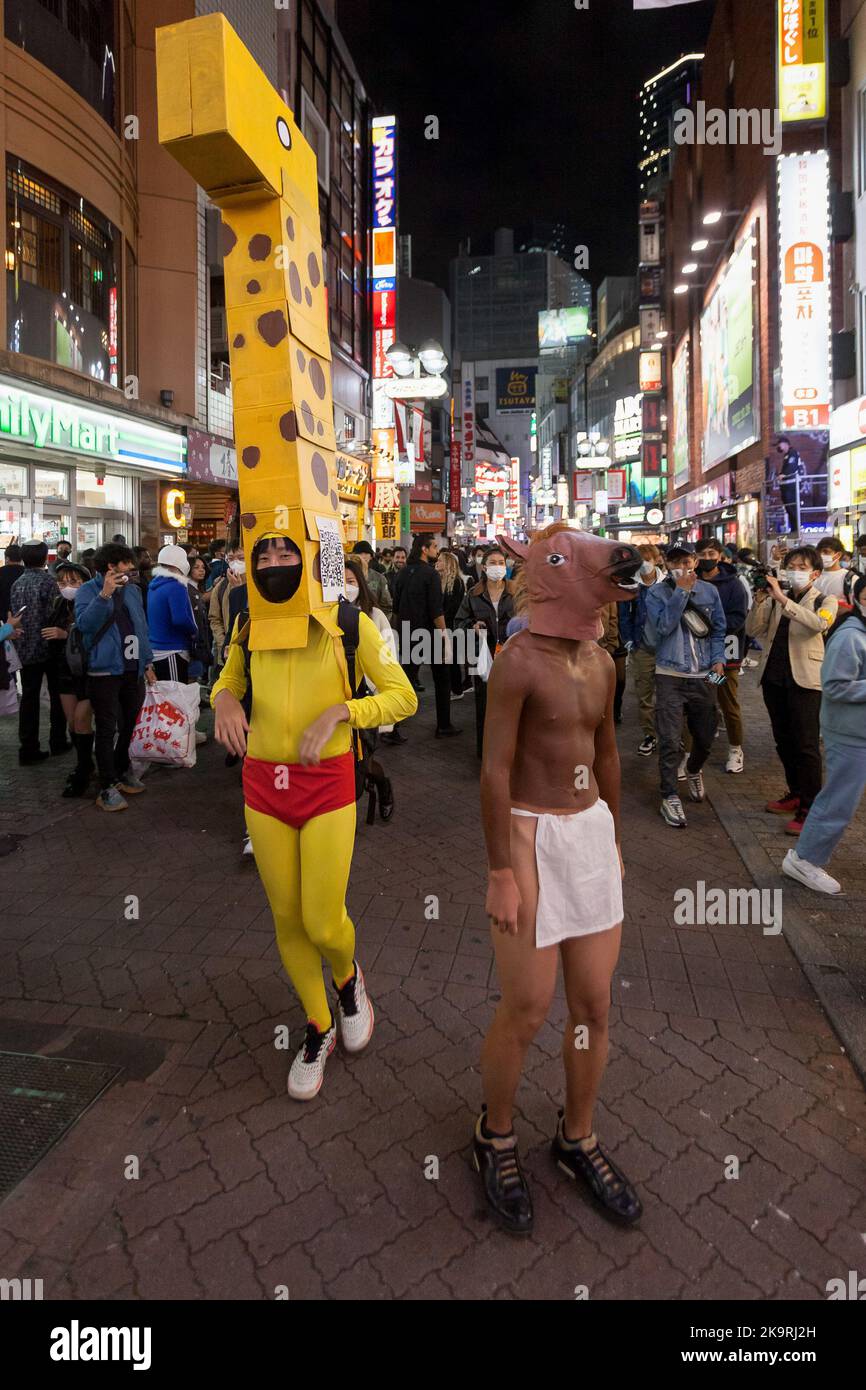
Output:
[393, 560, 444, 632]
[0, 563, 24, 623]
[455, 580, 516, 654]
[442, 575, 466, 628]
[701, 560, 749, 663]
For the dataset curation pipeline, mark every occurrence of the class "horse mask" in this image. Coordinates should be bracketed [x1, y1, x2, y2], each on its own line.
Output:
[499, 529, 642, 641]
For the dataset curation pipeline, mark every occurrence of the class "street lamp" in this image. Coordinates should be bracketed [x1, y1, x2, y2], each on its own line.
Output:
[383, 338, 449, 548]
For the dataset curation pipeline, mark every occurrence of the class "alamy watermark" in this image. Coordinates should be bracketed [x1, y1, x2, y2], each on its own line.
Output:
[674, 881, 782, 935]
[674, 102, 781, 158]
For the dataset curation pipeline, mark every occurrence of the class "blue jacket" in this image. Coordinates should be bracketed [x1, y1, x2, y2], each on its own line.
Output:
[75, 575, 153, 676]
[820, 617, 866, 747]
[618, 580, 658, 651]
[146, 574, 198, 653]
[644, 578, 727, 674]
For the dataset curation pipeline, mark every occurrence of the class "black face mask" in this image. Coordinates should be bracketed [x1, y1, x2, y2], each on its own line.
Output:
[255, 562, 303, 604]
[696, 559, 717, 573]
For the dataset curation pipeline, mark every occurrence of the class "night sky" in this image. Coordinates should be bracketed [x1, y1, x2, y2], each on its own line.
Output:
[337, 0, 716, 292]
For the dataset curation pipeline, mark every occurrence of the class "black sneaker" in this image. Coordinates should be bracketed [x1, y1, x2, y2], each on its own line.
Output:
[435, 726, 463, 738]
[637, 735, 657, 756]
[472, 1109, 533, 1236]
[551, 1112, 642, 1225]
[19, 750, 50, 766]
[61, 770, 91, 799]
[380, 730, 407, 746]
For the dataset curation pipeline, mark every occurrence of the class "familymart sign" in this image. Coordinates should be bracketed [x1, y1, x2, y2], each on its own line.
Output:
[0, 380, 185, 473]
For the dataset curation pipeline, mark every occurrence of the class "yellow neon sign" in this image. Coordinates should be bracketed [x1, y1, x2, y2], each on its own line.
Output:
[163, 487, 186, 527]
[778, 0, 827, 125]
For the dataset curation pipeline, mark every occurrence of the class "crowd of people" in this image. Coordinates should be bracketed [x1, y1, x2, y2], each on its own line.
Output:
[2, 527, 866, 894]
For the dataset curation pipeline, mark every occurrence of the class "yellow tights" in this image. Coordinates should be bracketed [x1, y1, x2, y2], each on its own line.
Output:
[246, 802, 357, 1032]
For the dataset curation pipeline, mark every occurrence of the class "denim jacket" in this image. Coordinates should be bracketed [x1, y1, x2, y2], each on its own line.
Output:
[75, 575, 153, 676]
[644, 578, 727, 674]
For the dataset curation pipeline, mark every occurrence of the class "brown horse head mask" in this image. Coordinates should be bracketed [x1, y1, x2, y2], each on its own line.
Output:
[500, 527, 642, 640]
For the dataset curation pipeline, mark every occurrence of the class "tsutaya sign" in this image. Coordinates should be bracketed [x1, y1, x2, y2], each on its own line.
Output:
[0, 377, 185, 473]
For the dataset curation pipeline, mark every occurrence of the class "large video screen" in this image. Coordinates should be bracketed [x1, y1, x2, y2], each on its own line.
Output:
[700, 231, 759, 471]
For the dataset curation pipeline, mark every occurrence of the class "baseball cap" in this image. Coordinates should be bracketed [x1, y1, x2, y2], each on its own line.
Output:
[666, 542, 695, 559]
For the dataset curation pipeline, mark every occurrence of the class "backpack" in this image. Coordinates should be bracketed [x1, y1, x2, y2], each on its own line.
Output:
[65, 607, 116, 679]
[236, 601, 394, 825]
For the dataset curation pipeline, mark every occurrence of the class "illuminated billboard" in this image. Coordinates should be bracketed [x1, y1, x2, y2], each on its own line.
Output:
[777, 0, 827, 126]
[370, 115, 397, 481]
[700, 229, 759, 471]
[671, 336, 690, 489]
[538, 307, 589, 349]
[778, 150, 830, 431]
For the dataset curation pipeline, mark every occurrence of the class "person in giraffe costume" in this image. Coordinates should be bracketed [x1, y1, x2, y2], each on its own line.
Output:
[156, 15, 417, 1100]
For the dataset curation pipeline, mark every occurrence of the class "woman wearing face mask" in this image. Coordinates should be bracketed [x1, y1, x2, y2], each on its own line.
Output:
[186, 554, 213, 687]
[746, 546, 838, 835]
[784, 574, 866, 892]
[455, 546, 516, 757]
[42, 561, 95, 797]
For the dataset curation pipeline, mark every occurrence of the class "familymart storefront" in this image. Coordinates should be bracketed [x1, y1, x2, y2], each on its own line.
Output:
[0, 376, 185, 556]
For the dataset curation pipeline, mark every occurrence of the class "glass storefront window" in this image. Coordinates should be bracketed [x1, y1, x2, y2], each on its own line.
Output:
[31, 512, 71, 546]
[7, 160, 119, 385]
[0, 496, 22, 540]
[34, 467, 69, 501]
[0, 462, 27, 495]
[76, 469, 127, 510]
[4, 0, 116, 129]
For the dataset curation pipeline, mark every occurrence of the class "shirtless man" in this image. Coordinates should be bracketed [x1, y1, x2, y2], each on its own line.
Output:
[473, 522, 644, 1235]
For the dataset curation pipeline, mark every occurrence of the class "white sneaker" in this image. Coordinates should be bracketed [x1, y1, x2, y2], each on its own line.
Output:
[660, 795, 687, 828]
[725, 746, 744, 774]
[782, 849, 841, 895]
[242, 834, 254, 857]
[677, 755, 688, 782]
[687, 770, 705, 802]
[287, 1022, 337, 1100]
[742, 657, 758, 669]
[333, 962, 375, 1054]
[195, 729, 207, 746]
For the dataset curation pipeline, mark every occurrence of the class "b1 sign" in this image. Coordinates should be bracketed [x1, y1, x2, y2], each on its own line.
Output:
[779, 150, 831, 430]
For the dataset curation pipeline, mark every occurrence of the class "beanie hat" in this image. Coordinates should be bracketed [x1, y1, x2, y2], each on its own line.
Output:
[156, 544, 190, 576]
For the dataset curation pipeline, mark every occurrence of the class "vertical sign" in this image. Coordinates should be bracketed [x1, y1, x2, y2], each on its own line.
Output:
[777, 0, 827, 126]
[371, 115, 397, 483]
[449, 440, 462, 509]
[505, 456, 520, 518]
[461, 363, 475, 476]
[778, 150, 831, 430]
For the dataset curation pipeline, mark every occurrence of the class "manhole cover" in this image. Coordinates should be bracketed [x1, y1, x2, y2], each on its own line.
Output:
[0, 1051, 119, 1202]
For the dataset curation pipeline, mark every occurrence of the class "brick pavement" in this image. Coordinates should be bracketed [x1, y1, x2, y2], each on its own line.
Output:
[0, 668, 864, 1301]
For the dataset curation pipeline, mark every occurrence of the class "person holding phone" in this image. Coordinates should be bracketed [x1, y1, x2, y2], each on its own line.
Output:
[75, 543, 156, 813]
[10, 540, 70, 764]
[745, 546, 837, 835]
[644, 543, 727, 829]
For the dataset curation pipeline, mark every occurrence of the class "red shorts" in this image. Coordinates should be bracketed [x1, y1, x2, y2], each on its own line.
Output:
[243, 751, 356, 829]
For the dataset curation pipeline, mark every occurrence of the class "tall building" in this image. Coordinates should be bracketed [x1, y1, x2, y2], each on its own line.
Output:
[639, 52, 703, 196]
[451, 228, 590, 359]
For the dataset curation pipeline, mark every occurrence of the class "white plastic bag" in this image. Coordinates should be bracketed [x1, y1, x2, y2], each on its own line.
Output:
[475, 640, 494, 683]
[130, 680, 201, 768]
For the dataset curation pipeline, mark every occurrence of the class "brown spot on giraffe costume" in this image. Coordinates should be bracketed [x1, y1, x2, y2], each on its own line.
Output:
[156, 12, 342, 653]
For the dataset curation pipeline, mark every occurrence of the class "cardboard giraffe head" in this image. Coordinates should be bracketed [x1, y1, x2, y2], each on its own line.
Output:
[156, 13, 343, 651]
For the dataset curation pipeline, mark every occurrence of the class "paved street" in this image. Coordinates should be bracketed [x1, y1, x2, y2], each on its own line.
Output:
[0, 670, 864, 1301]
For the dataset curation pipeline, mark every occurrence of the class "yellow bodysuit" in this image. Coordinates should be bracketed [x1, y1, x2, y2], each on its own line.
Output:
[212, 607, 417, 1029]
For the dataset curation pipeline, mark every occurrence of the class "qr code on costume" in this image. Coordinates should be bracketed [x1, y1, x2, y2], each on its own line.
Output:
[316, 517, 345, 601]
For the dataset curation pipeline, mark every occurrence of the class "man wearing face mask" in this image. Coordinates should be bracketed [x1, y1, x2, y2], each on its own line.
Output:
[619, 543, 664, 756]
[746, 546, 837, 835]
[693, 538, 750, 774]
[209, 545, 247, 670]
[783, 573, 866, 893]
[814, 536, 847, 600]
[645, 543, 727, 828]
